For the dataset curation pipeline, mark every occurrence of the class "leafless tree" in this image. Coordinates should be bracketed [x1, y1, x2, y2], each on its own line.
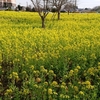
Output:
[49, 0, 70, 20]
[49, 0, 77, 19]
[31, 0, 49, 28]
[64, 2, 78, 14]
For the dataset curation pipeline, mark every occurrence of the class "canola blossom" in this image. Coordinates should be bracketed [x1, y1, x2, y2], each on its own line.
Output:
[0, 11, 100, 100]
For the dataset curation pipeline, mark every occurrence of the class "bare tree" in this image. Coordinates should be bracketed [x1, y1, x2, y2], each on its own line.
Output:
[49, 0, 77, 19]
[49, 0, 70, 20]
[64, 2, 78, 14]
[31, 0, 49, 28]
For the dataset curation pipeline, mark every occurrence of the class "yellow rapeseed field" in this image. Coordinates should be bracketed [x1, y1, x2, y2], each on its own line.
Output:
[0, 11, 100, 100]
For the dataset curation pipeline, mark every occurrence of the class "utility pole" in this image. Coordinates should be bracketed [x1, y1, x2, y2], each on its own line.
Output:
[74, 0, 77, 12]
[26, 2, 28, 7]
[2, 0, 4, 7]
[75, 0, 77, 7]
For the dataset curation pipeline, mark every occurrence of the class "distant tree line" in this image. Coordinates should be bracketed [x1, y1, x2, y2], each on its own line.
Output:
[15, 5, 36, 12]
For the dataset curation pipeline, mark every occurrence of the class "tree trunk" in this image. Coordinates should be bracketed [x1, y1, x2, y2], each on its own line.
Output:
[41, 16, 45, 28]
[58, 11, 60, 20]
[68, 10, 69, 15]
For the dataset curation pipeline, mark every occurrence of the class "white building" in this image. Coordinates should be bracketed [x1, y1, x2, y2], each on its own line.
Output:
[0, 0, 16, 9]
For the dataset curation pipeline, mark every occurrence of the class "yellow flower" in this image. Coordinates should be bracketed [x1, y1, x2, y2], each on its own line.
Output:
[49, 70, 54, 75]
[22, 71, 27, 74]
[9, 72, 19, 80]
[60, 94, 69, 99]
[90, 53, 96, 59]
[53, 74, 56, 77]
[0, 82, 2, 86]
[44, 82, 48, 86]
[65, 95, 70, 99]
[74, 86, 79, 92]
[12, 72, 18, 76]
[53, 92, 58, 95]
[33, 70, 40, 77]
[51, 81, 58, 87]
[74, 95, 78, 98]
[23, 89, 30, 95]
[33, 71, 36, 74]
[40, 66, 44, 70]
[76, 66, 81, 69]
[79, 91, 84, 95]
[41, 68, 48, 74]
[9, 74, 12, 79]
[48, 88, 53, 95]
[5, 89, 13, 95]
[98, 62, 100, 66]
[61, 82, 66, 86]
[0, 66, 2, 69]
[68, 82, 72, 85]
[98, 66, 100, 70]
[78, 81, 81, 84]
[63, 75, 68, 79]
[69, 70, 74, 76]
[85, 81, 91, 85]
[74, 68, 79, 73]
[34, 84, 38, 88]
[30, 65, 34, 70]
[87, 67, 95, 76]
[86, 85, 94, 89]
[60, 85, 66, 89]
[90, 85, 94, 89]
[60, 94, 64, 98]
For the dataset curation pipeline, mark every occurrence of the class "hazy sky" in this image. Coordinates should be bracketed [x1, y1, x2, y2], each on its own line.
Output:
[16, 0, 100, 8]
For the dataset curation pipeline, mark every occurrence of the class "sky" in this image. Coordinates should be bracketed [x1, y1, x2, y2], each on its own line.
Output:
[16, 0, 100, 8]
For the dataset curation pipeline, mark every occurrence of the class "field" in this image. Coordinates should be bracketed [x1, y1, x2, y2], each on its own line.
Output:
[0, 11, 100, 100]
